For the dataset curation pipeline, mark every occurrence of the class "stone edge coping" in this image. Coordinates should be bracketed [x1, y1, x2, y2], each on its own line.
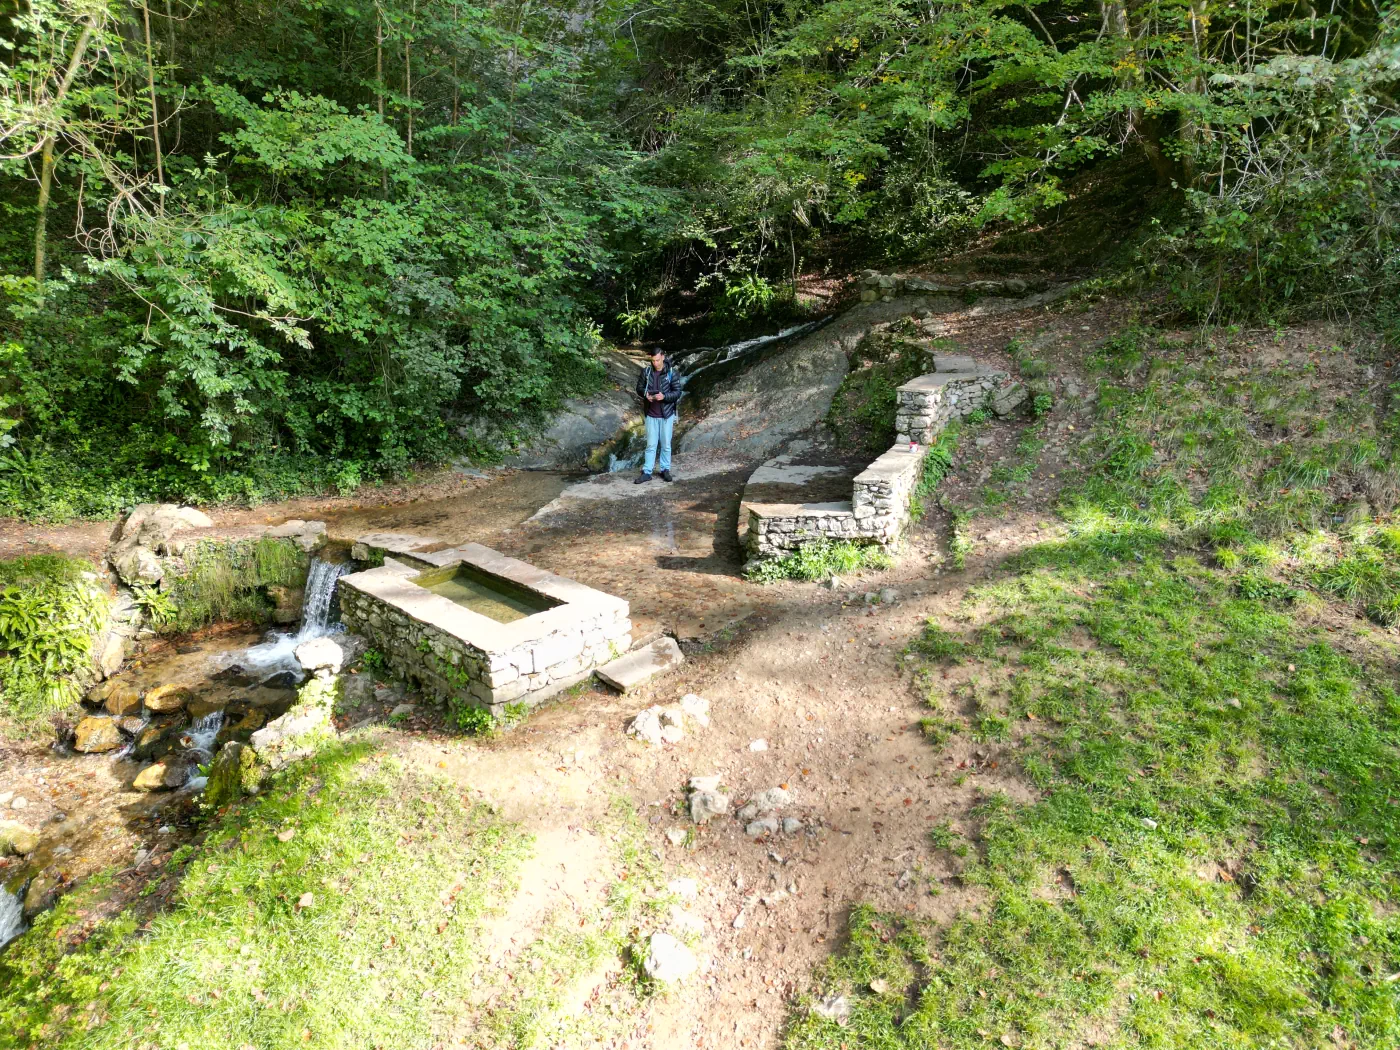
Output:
[746, 500, 854, 518]
[897, 367, 1004, 394]
[853, 445, 928, 483]
[340, 542, 628, 653]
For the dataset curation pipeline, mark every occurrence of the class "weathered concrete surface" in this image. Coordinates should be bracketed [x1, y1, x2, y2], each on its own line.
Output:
[504, 350, 642, 469]
[677, 298, 940, 460]
[596, 635, 684, 692]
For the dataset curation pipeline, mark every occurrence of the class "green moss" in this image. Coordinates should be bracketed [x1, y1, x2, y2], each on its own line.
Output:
[161, 536, 309, 633]
[0, 555, 108, 732]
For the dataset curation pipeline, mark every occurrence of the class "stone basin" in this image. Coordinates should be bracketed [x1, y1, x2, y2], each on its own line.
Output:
[338, 543, 630, 717]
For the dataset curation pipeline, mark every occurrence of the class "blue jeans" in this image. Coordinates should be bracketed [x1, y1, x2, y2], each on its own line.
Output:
[643, 413, 675, 475]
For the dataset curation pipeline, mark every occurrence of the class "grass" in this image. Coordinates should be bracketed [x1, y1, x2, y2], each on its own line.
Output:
[0, 555, 108, 733]
[793, 543, 1400, 1048]
[746, 538, 894, 583]
[160, 536, 310, 633]
[0, 742, 532, 1048]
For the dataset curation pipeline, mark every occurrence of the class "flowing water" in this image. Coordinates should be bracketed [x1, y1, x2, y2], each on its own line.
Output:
[239, 557, 353, 678]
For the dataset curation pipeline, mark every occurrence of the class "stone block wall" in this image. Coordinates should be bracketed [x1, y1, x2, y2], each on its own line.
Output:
[746, 502, 862, 559]
[744, 357, 1021, 560]
[338, 580, 630, 717]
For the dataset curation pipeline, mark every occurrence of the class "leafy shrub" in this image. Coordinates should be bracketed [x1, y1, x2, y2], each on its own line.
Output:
[0, 556, 108, 728]
[447, 700, 496, 736]
[745, 539, 893, 583]
[160, 538, 309, 634]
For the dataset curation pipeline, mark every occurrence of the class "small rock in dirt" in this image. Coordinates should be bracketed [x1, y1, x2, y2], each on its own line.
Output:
[9, 796, 28, 811]
[688, 774, 722, 793]
[748, 738, 768, 752]
[643, 932, 698, 985]
[73, 716, 124, 753]
[745, 816, 780, 837]
[690, 790, 730, 824]
[143, 684, 192, 713]
[736, 802, 759, 823]
[665, 828, 688, 846]
[732, 911, 748, 930]
[0, 792, 10, 806]
[679, 693, 711, 727]
[863, 591, 878, 604]
[1228, 698, 1242, 709]
[0, 819, 38, 856]
[628, 705, 682, 747]
[751, 786, 792, 811]
[826, 575, 843, 590]
[668, 877, 699, 902]
[133, 762, 173, 792]
[782, 817, 803, 834]
[389, 703, 417, 718]
[1140, 817, 1158, 830]
[975, 436, 994, 449]
[811, 995, 850, 1025]
[158, 825, 173, 834]
[895, 869, 914, 890]
[879, 588, 899, 604]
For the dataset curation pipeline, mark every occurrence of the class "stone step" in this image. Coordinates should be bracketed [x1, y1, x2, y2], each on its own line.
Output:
[596, 636, 684, 692]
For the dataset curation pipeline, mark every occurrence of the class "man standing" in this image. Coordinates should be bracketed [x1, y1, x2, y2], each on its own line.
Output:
[635, 348, 681, 484]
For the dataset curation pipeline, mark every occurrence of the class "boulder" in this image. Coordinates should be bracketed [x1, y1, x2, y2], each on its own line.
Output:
[103, 684, 143, 716]
[745, 816, 781, 837]
[116, 716, 145, 736]
[690, 789, 730, 824]
[265, 519, 328, 552]
[214, 708, 267, 749]
[247, 676, 339, 782]
[73, 717, 123, 753]
[109, 504, 213, 586]
[295, 635, 346, 676]
[0, 820, 38, 856]
[133, 762, 173, 791]
[642, 932, 698, 985]
[679, 693, 711, 727]
[266, 584, 305, 625]
[134, 716, 186, 760]
[143, 684, 192, 713]
[992, 382, 1028, 417]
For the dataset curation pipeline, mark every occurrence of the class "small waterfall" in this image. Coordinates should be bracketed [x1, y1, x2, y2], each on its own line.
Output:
[239, 557, 353, 679]
[0, 883, 25, 949]
[181, 711, 225, 757]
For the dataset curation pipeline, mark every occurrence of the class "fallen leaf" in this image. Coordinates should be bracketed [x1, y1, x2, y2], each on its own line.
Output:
[277, 829, 296, 842]
[297, 892, 314, 910]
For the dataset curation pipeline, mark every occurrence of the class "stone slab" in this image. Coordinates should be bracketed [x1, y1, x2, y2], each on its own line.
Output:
[932, 354, 978, 372]
[354, 532, 444, 555]
[596, 636, 684, 692]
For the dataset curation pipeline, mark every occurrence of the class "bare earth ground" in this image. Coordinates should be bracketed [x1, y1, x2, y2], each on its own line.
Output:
[4, 292, 1386, 1048]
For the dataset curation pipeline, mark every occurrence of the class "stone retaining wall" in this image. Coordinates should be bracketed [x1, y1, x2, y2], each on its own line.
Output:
[745, 356, 1020, 560]
[338, 549, 630, 717]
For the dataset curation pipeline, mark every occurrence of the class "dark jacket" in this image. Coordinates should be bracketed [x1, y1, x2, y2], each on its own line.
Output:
[636, 361, 683, 420]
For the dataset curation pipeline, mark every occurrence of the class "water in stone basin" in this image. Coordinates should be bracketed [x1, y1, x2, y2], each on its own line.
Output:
[413, 564, 558, 624]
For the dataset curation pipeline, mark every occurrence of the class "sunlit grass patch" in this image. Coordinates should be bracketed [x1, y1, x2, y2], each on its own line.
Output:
[746, 539, 893, 583]
[0, 744, 532, 1049]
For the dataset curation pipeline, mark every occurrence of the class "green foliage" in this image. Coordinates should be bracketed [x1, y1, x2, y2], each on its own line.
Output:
[160, 537, 308, 634]
[826, 337, 929, 453]
[0, 555, 107, 729]
[360, 647, 387, 673]
[447, 699, 497, 736]
[745, 539, 893, 584]
[909, 422, 960, 522]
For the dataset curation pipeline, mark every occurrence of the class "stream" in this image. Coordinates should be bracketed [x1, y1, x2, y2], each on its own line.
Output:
[0, 555, 357, 950]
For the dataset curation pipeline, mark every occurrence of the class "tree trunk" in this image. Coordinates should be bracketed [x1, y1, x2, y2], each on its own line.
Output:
[34, 22, 96, 289]
[141, 0, 165, 209]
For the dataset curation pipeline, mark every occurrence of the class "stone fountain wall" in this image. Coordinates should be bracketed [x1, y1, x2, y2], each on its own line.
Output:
[338, 550, 631, 717]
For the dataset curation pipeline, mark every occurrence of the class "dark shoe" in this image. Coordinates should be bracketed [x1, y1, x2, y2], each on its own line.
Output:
[634, 473, 653, 484]
[661, 470, 674, 482]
